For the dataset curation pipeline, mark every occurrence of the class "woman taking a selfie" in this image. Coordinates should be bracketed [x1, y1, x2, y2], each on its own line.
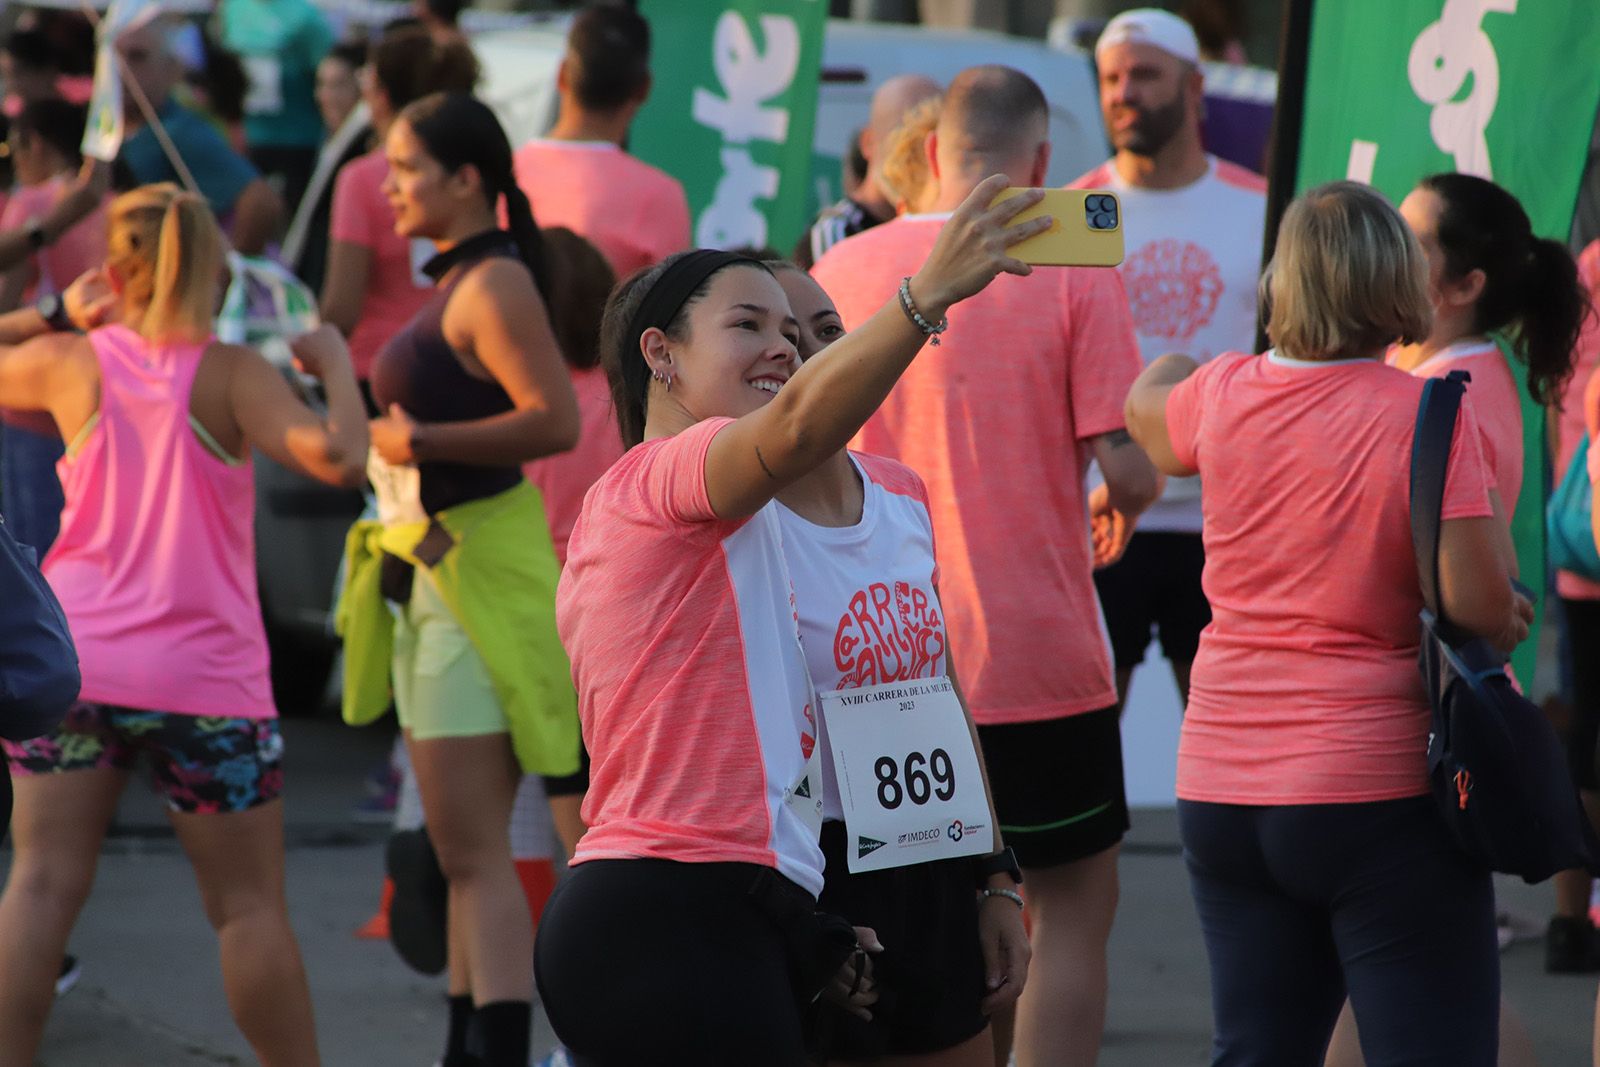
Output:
[538, 175, 1048, 1065]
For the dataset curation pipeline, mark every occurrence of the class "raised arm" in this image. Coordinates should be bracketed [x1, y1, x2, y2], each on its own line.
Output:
[1125, 353, 1200, 477]
[373, 259, 579, 467]
[0, 159, 111, 275]
[228, 326, 369, 488]
[705, 176, 1050, 520]
[230, 178, 285, 257]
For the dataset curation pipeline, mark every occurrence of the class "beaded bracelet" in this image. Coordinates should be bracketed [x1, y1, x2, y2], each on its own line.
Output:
[980, 887, 1025, 909]
[898, 276, 948, 346]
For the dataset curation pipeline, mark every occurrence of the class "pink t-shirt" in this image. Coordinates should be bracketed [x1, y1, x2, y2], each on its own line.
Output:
[1167, 352, 1494, 805]
[557, 417, 825, 896]
[0, 179, 106, 436]
[1558, 239, 1600, 600]
[524, 366, 623, 565]
[811, 214, 1142, 725]
[45, 326, 274, 718]
[777, 453, 946, 820]
[1390, 340, 1522, 515]
[512, 140, 690, 278]
[329, 149, 433, 380]
[0, 177, 107, 302]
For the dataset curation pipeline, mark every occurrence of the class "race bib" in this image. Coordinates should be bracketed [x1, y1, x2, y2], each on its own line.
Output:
[821, 677, 993, 874]
[242, 55, 284, 115]
[367, 450, 426, 527]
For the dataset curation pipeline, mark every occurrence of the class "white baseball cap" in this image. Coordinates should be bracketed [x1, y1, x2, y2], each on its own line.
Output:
[1094, 8, 1201, 66]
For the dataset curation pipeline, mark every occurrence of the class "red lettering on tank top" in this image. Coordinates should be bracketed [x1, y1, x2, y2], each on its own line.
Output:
[832, 581, 945, 686]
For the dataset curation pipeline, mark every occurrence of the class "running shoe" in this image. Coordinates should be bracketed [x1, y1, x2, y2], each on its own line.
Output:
[55, 955, 81, 997]
[386, 827, 448, 975]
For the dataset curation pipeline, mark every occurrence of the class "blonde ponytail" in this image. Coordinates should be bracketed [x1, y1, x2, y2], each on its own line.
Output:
[107, 184, 224, 344]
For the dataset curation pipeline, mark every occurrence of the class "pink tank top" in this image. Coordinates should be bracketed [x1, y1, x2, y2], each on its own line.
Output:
[44, 325, 275, 718]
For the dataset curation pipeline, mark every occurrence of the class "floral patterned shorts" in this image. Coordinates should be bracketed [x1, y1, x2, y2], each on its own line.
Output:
[2, 704, 284, 814]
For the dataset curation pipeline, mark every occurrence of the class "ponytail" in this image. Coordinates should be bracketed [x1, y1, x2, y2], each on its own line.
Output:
[106, 184, 223, 344]
[501, 182, 552, 303]
[1516, 236, 1590, 407]
[1419, 172, 1591, 405]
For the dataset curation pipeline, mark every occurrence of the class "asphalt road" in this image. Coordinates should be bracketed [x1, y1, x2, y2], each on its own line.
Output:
[2, 717, 1594, 1066]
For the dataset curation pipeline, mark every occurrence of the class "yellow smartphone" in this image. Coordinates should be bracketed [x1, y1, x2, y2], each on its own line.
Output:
[990, 188, 1124, 267]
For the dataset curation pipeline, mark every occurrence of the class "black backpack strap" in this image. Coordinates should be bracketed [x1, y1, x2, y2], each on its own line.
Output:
[1409, 370, 1470, 620]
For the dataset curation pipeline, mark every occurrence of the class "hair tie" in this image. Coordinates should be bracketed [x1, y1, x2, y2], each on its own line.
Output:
[626, 250, 756, 355]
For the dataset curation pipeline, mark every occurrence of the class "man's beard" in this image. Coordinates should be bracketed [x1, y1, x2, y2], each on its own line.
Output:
[1109, 94, 1187, 158]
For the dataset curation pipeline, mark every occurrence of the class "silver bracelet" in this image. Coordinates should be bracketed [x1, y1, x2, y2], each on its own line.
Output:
[980, 887, 1025, 909]
[897, 277, 948, 346]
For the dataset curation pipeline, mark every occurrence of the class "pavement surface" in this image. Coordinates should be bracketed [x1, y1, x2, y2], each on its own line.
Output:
[2, 716, 1595, 1066]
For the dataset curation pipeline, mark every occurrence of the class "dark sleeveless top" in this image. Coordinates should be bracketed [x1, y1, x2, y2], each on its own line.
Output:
[369, 229, 522, 515]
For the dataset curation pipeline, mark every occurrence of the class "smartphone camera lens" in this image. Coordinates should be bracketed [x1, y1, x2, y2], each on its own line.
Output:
[1084, 195, 1117, 230]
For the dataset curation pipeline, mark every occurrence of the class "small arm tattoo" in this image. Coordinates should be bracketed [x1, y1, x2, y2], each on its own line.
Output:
[756, 444, 778, 480]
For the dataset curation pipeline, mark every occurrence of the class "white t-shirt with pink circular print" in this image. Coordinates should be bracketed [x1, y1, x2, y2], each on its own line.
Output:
[775, 452, 948, 822]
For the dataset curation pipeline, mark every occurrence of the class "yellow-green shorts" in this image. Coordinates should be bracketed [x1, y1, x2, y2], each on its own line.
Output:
[392, 567, 508, 740]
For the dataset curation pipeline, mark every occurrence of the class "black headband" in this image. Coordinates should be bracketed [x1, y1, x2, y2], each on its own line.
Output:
[626, 249, 758, 354]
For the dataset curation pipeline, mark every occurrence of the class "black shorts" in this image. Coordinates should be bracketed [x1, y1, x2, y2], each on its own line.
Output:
[977, 707, 1129, 869]
[1093, 530, 1211, 669]
[811, 820, 987, 1059]
[1562, 597, 1600, 789]
[536, 859, 844, 1066]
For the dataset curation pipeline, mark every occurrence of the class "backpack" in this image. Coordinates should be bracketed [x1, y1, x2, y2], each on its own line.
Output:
[0, 512, 79, 742]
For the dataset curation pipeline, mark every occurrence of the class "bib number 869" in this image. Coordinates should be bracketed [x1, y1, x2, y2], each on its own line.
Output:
[874, 749, 955, 810]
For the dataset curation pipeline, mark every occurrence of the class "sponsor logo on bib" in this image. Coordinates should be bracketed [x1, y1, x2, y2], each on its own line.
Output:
[857, 836, 887, 859]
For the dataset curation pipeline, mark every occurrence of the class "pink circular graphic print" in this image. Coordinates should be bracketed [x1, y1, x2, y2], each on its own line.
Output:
[1122, 239, 1224, 342]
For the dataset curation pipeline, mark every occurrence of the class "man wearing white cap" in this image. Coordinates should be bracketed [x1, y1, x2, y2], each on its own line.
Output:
[1070, 8, 1266, 716]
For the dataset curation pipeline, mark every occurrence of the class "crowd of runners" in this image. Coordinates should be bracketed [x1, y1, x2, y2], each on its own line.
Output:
[1, 3, 1600, 1066]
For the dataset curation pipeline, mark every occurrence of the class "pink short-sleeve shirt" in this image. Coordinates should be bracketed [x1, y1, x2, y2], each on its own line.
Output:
[512, 140, 691, 279]
[329, 149, 433, 380]
[811, 214, 1143, 725]
[524, 366, 623, 565]
[557, 418, 825, 896]
[1166, 352, 1495, 805]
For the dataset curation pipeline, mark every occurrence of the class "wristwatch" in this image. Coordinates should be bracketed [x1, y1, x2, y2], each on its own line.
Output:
[36, 292, 73, 332]
[975, 846, 1023, 887]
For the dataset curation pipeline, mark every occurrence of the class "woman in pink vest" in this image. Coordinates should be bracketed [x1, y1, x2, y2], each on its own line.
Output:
[0, 184, 367, 1067]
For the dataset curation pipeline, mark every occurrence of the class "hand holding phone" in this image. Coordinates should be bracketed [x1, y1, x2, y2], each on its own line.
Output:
[988, 188, 1125, 267]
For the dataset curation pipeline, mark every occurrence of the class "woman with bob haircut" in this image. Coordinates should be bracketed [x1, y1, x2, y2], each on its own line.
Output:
[1124, 180, 1531, 1065]
[539, 175, 1049, 1065]
[0, 183, 368, 1067]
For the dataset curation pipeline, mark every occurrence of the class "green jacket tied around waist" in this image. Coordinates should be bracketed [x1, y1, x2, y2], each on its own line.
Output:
[336, 479, 580, 777]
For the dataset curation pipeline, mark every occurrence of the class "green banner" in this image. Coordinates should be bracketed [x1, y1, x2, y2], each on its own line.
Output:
[1295, 1, 1600, 685]
[632, 1, 827, 256]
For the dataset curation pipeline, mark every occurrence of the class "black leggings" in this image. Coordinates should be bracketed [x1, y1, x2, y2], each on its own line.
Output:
[1180, 796, 1498, 1067]
[535, 860, 818, 1066]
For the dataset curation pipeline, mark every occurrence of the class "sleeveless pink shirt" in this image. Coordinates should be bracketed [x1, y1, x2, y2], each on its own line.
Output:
[44, 325, 275, 718]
